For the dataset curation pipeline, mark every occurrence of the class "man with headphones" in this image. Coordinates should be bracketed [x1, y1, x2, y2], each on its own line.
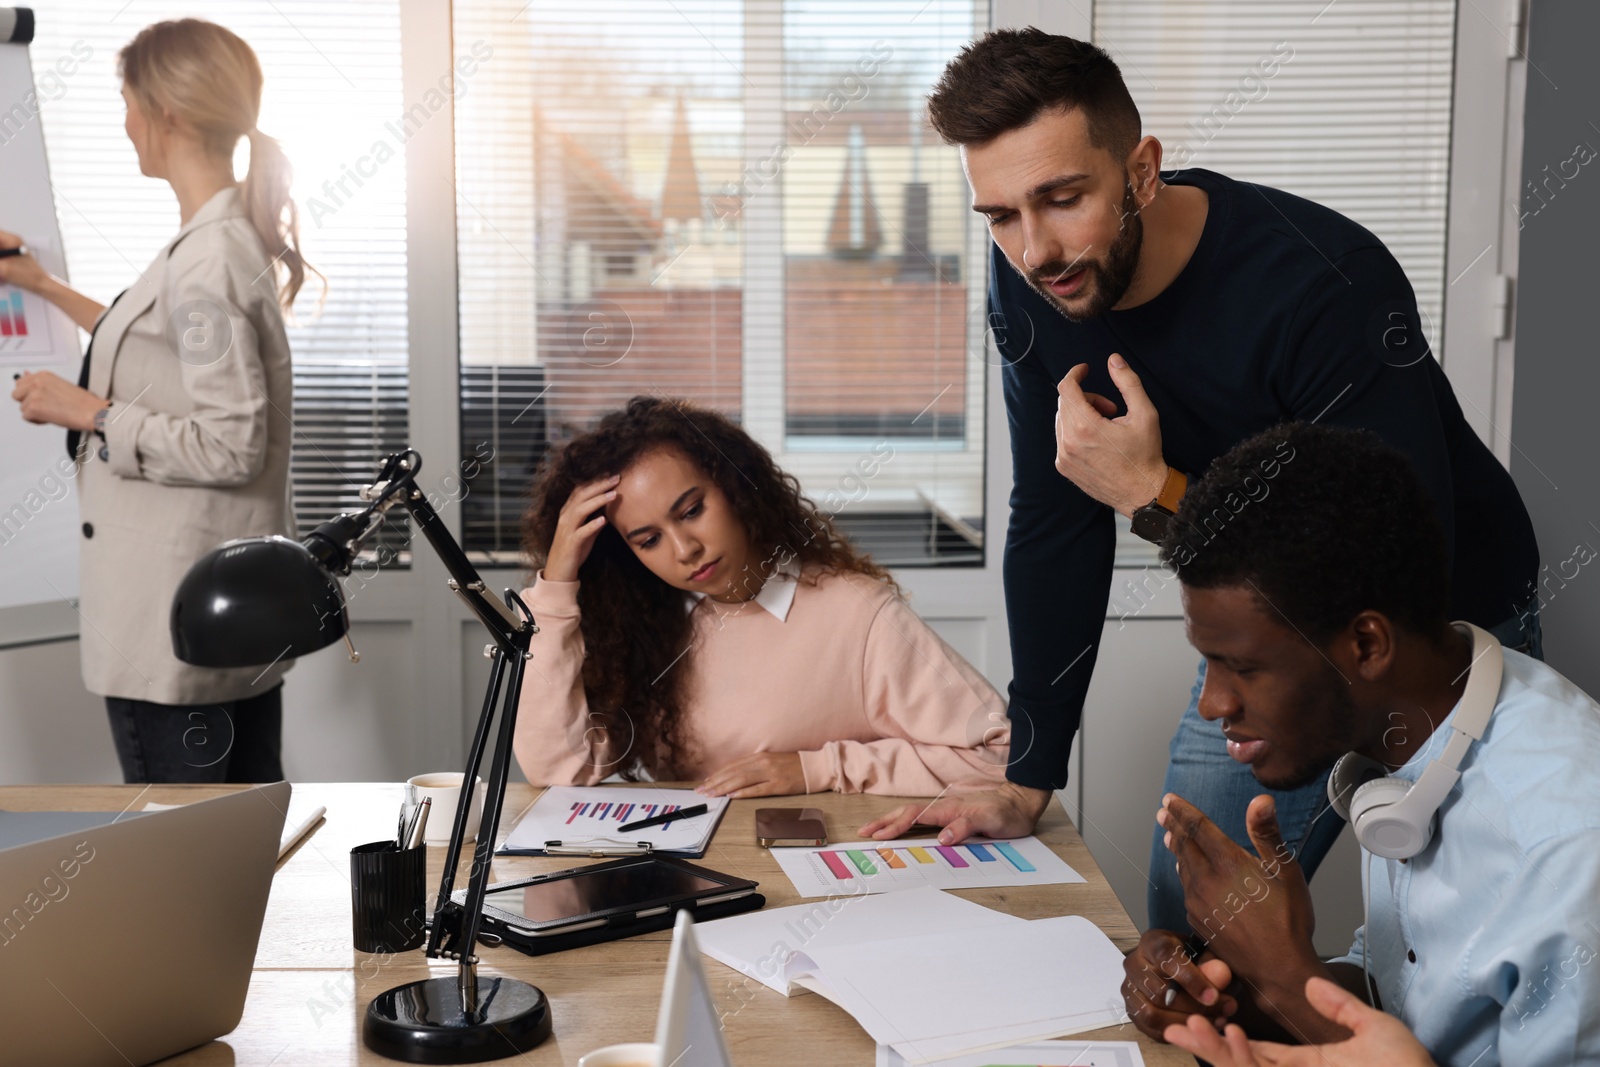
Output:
[1120, 423, 1600, 1067]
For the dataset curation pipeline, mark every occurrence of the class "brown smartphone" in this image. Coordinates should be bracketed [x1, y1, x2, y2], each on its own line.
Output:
[755, 807, 827, 848]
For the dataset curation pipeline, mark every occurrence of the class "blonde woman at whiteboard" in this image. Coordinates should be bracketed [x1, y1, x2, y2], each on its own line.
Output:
[1, 20, 315, 784]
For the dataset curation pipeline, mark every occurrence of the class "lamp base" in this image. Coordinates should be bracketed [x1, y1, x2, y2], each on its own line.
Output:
[363, 975, 552, 1064]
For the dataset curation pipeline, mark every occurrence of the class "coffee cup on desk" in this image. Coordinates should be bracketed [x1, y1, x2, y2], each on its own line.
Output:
[406, 772, 487, 844]
[577, 1042, 660, 1067]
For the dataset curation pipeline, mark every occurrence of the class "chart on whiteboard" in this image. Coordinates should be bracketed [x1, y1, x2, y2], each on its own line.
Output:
[0, 282, 59, 360]
[1, 30, 87, 623]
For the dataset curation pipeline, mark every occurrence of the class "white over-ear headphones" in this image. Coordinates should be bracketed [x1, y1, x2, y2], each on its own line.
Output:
[1326, 622, 1503, 861]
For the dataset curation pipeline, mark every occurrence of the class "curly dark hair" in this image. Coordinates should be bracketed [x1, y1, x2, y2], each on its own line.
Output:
[1161, 423, 1452, 642]
[522, 396, 898, 780]
[927, 27, 1140, 156]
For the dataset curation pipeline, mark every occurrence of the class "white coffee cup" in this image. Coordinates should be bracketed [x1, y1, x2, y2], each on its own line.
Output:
[577, 1043, 659, 1067]
[406, 772, 487, 845]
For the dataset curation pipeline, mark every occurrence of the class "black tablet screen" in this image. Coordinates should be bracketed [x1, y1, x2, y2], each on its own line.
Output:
[485, 861, 724, 924]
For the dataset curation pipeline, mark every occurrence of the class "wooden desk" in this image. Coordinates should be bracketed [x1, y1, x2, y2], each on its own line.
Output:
[0, 783, 1192, 1065]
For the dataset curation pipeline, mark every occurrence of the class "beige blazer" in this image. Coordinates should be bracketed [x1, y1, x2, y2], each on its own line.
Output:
[77, 186, 295, 704]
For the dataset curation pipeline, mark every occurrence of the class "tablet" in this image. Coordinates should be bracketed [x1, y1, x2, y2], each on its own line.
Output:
[442, 855, 763, 956]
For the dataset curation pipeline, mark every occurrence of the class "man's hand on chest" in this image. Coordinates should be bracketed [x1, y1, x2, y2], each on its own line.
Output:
[1054, 353, 1171, 517]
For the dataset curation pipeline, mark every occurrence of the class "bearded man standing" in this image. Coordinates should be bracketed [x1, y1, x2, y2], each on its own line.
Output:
[860, 28, 1540, 937]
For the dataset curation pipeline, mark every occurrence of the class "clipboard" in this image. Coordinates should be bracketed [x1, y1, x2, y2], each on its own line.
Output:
[497, 786, 729, 859]
[539, 837, 657, 858]
[503, 830, 721, 860]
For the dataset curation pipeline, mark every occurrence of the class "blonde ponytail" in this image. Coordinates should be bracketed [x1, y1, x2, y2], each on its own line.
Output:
[241, 126, 314, 309]
[119, 19, 322, 311]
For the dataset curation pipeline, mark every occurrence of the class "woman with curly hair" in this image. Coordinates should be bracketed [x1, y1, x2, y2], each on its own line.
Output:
[513, 396, 1009, 797]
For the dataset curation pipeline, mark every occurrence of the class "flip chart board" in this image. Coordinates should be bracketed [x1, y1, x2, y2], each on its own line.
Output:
[0, 8, 86, 644]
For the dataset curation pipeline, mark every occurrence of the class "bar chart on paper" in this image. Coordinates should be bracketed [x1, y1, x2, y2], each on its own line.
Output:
[0, 285, 56, 358]
[565, 799, 687, 828]
[499, 785, 729, 856]
[773, 835, 1084, 897]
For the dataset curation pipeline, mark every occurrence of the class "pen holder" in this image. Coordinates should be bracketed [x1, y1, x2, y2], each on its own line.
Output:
[350, 840, 427, 953]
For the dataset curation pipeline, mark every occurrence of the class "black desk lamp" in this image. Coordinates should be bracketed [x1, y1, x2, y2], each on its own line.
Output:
[171, 449, 552, 1063]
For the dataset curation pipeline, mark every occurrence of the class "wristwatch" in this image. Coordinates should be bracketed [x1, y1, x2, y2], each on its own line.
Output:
[92, 403, 112, 461]
[1130, 466, 1188, 544]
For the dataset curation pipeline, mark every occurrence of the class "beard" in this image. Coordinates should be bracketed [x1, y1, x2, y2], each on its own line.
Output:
[1020, 181, 1144, 323]
[1252, 663, 1361, 792]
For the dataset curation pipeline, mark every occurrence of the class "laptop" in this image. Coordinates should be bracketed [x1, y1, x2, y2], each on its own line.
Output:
[0, 782, 290, 1067]
[655, 908, 735, 1067]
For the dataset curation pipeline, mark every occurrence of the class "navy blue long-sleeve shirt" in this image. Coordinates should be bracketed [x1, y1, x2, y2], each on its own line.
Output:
[996, 167, 1540, 791]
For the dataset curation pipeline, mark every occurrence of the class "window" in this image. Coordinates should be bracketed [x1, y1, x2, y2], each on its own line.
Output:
[1095, 1, 1454, 330]
[33, 1, 410, 555]
[1093, 0, 1457, 563]
[453, 0, 988, 566]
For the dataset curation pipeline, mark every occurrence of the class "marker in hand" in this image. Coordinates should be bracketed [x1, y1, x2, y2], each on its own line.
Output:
[0, 247, 22, 259]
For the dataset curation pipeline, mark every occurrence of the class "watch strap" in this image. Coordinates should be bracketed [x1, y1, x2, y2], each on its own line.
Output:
[1153, 466, 1187, 513]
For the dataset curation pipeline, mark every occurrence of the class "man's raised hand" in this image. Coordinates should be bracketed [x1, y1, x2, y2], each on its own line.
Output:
[1159, 793, 1343, 1042]
[1053, 354, 1168, 517]
[1121, 928, 1238, 1042]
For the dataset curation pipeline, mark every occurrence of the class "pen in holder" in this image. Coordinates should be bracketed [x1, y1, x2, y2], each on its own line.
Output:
[350, 840, 427, 953]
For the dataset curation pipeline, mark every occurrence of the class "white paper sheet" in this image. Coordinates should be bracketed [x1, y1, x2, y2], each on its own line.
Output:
[795, 915, 1129, 1064]
[696, 886, 1024, 995]
[771, 834, 1084, 897]
[875, 1039, 1145, 1067]
[878, 1014, 1133, 1066]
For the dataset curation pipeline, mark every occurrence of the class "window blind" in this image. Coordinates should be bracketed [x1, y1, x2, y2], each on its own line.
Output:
[1093, 0, 1456, 566]
[452, 0, 989, 566]
[31, 1, 411, 557]
[1094, 0, 1455, 340]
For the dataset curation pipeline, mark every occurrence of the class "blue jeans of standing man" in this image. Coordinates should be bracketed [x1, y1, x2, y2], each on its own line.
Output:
[1146, 605, 1544, 935]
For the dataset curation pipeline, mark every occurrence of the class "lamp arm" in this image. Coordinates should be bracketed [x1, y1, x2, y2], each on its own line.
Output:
[398, 487, 528, 643]
[360, 449, 539, 1010]
[299, 449, 425, 575]
[339, 449, 527, 643]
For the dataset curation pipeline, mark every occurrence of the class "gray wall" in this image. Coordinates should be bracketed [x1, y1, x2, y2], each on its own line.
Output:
[1509, 0, 1600, 693]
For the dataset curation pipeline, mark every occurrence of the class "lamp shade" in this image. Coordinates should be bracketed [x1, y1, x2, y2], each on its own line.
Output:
[171, 535, 349, 668]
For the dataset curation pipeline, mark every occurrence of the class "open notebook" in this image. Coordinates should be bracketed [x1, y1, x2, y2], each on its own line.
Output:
[499, 785, 729, 858]
[696, 887, 1128, 1065]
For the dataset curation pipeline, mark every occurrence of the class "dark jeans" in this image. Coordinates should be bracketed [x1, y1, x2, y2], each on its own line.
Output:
[106, 684, 285, 784]
[1147, 602, 1545, 935]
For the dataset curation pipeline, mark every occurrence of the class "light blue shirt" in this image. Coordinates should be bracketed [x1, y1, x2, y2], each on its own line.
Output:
[1333, 648, 1600, 1066]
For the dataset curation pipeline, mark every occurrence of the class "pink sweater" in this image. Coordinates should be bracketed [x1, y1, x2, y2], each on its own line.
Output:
[512, 567, 1010, 795]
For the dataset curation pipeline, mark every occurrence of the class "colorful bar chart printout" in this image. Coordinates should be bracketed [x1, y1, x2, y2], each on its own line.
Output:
[773, 835, 1084, 897]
